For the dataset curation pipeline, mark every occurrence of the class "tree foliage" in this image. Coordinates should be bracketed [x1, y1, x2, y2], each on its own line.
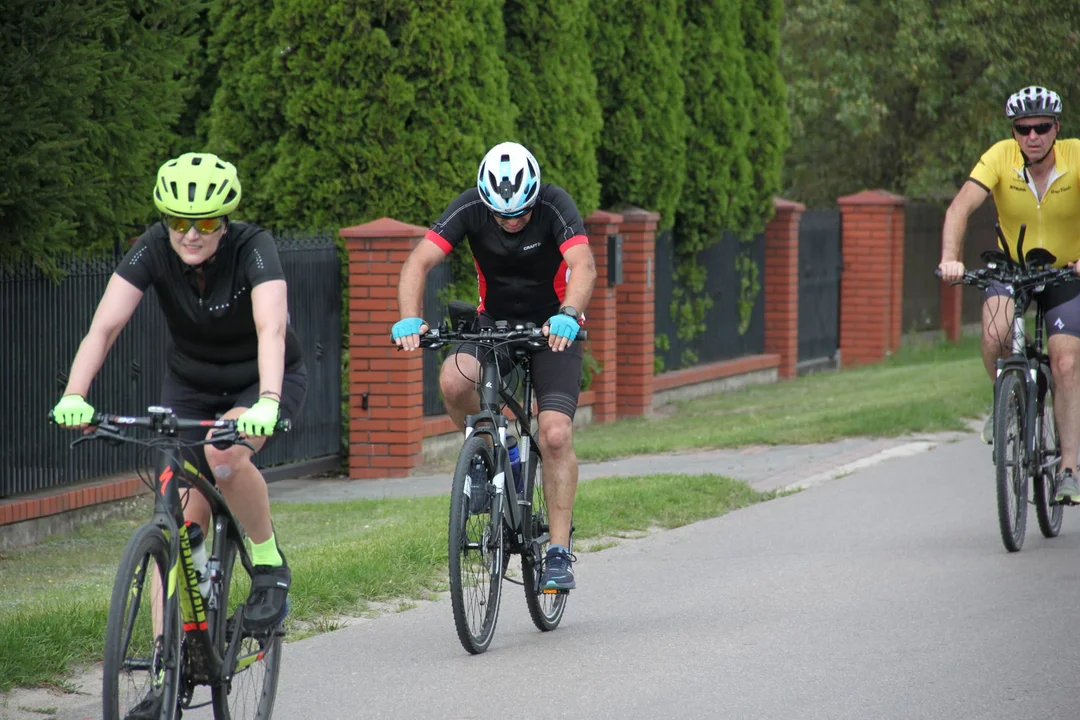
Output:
[590, 0, 687, 228]
[503, 0, 603, 216]
[206, 0, 513, 230]
[0, 0, 204, 271]
[782, 0, 1080, 206]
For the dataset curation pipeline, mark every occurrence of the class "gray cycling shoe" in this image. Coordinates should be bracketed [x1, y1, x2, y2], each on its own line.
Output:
[1054, 469, 1080, 505]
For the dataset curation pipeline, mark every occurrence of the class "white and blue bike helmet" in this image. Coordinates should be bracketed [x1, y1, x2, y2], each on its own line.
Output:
[477, 142, 541, 218]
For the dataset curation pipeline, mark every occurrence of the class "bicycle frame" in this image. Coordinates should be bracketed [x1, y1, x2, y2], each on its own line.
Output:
[151, 456, 259, 686]
[993, 285, 1054, 477]
[464, 345, 545, 553]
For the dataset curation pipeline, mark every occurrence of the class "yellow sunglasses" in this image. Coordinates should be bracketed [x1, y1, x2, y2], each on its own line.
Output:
[163, 215, 224, 235]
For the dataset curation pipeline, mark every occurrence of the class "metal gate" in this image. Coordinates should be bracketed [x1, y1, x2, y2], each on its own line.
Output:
[798, 208, 842, 371]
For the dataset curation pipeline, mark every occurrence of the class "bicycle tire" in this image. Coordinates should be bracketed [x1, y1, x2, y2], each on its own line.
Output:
[522, 445, 569, 631]
[995, 372, 1029, 552]
[211, 531, 283, 720]
[103, 524, 182, 720]
[448, 435, 503, 654]
[1034, 385, 1064, 538]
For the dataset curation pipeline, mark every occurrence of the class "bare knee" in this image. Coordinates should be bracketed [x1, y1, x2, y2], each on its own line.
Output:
[439, 358, 477, 407]
[539, 415, 574, 457]
[1052, 349, 1080, 381]
[204, 445, 253, 487]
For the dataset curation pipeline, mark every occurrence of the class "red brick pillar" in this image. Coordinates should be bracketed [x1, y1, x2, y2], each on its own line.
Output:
[340, 218, 427, 479]
[764, 198, 805, 379]
[615, 207, 659, 417]
[941, 281, 962, 343]
[584, 210, 624, 424]
[837, 190, 906, 366]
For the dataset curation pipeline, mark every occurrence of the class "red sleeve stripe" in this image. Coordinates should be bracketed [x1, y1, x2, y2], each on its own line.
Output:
[424, 230, 453, 254]
[559, 234, 589, 254]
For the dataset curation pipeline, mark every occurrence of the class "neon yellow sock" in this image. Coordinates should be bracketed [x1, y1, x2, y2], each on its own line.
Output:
[251, 534, 283, 567]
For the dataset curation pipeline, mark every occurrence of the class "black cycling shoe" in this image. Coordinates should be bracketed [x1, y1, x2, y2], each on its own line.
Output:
[242, 554, 291, 632]
[125, 691, 176, 720]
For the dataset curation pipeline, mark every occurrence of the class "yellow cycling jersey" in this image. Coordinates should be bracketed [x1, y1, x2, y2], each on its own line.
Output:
[969, 138, 1080, 267]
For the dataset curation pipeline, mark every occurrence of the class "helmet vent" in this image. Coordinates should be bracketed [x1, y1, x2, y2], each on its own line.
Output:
[187, 182, 197, 203]
[205, 183, 218, 201]
[191, 156, 203, 166]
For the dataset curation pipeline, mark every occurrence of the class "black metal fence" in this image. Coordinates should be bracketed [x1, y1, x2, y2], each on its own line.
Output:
[798, 209, 842, 366]
[904, 198, 1000, 331]
[903, 200, 946, 333]
[654, 229, 766, 372]
[0, 235, 342, 499]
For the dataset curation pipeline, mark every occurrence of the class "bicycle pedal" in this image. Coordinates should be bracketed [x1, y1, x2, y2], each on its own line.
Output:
[541, 588, 570, 595]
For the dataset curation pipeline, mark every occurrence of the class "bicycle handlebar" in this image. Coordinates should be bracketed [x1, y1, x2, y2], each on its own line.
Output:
[50, 405, 291, 450]
[413, 323, 588, 350]
[935, 264, 1080, 293]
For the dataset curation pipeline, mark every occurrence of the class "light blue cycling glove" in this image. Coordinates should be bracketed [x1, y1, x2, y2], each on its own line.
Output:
[392, 317, 425, 340]
[546, 313, 580, 341]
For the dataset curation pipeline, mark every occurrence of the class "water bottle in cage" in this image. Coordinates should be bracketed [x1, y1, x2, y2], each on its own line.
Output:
[187, 522, 212, 598]
[506, 435, 523, 494]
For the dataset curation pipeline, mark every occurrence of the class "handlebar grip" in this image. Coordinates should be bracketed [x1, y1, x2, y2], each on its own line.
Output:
[578, 329, 588, 341]
[933, 269, 942, 278]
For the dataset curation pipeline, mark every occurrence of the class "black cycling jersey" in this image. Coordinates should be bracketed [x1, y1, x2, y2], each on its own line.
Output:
[116, 221, 304, 392]
[424, 184, 589, 325]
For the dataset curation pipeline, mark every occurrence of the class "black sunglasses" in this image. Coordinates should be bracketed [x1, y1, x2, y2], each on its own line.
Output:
[1013, 122, 1056, 137]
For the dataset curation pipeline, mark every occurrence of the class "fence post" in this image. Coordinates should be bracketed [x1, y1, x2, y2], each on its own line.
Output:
[837, 189, 906, 366]
[340, 218, 427, 479]
[615, 207, 659, 417]
[764, 198, 805, 379]
[584, 210, 624, 423]
[941, 282, 962, 343]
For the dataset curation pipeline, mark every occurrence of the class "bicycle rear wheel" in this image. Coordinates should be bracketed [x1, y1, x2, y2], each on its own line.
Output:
[448, 435, 503, 654]
[1034, 385, 1064, 538]
[995, 372, 1029, 552]
[103, 524, 182, 720]
[522, 446, 569, 631]
[211, 530, 283, 720]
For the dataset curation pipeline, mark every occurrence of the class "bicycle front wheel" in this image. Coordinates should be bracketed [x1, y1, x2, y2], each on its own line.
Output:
[103, 524, 182, 720]
[211, 531, 283, 720]
[522, 446, 569, 631]
[448, 435, 503, 654]
[995, 372, 1029, 552]
[1034, 385, 1064, 538]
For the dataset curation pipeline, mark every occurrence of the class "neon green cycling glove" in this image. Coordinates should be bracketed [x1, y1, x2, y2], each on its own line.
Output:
[53, 394, 95, 426]
[238, 397, 280, 437]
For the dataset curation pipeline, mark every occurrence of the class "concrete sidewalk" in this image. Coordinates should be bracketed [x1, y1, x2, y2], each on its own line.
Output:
[267, 429, 975, 504]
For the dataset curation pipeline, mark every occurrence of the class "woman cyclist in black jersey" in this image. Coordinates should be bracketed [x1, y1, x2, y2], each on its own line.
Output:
[52, 153, 306, 679]
[393, 141, 598, 592]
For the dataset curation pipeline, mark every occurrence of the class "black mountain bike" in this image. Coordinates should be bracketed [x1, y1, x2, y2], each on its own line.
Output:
[54, 406, 290, 719]
[944, 224, 1076, 551]
[415, 304, 586, 654]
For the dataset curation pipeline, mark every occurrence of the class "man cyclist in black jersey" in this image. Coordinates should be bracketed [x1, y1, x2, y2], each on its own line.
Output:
[52, 153, 305, 714]
[392, 141, 597, 592]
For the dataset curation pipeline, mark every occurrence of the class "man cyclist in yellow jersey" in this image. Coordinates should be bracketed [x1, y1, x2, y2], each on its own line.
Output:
[939, 85, 1080, 503]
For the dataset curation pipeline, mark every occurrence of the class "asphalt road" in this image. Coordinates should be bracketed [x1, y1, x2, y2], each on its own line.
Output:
[10, 433, 1080, 719]
[199, 434, 1080, 719]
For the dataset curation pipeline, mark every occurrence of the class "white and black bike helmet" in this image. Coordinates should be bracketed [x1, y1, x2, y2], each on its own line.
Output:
[1005, 86, 1062, 120]
[477, 142, 541, 217]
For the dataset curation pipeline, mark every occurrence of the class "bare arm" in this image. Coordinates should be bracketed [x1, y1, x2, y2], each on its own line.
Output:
[560, 243, 597, 314]
[394, 239, 447, 350]
[941, 180, 990, 264]
[251, 279, 288, 401]
[63, 274, 144, 397]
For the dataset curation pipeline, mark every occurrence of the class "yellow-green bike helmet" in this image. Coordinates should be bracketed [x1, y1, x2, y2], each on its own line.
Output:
[153, 152, 242, 218]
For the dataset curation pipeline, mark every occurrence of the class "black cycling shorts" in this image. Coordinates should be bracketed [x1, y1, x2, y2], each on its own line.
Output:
[985, 279, 1080, 339]
[158, 366, 308, 485]
[446, 313, 583, 419]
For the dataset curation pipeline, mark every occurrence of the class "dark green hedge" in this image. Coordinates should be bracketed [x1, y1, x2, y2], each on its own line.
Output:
[0, 0, 203, 271]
